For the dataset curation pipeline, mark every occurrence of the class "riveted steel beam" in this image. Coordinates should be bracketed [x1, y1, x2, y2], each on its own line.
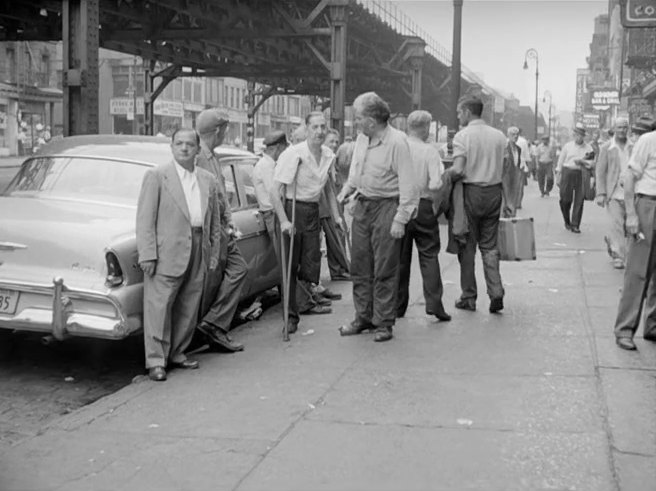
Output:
[328, 0, 348, 136]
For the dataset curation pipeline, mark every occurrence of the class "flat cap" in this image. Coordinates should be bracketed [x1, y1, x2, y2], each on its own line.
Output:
[631, 116, 656, 135]
[196, 108, 230, 135]
[263, 130, 288, 147]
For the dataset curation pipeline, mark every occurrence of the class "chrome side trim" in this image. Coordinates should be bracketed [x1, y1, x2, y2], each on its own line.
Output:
[0, 242, 28, 251]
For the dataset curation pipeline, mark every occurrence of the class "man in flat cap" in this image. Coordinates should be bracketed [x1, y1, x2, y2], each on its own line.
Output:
[556, 123, 594, 234]
[194, 108, 246, 352]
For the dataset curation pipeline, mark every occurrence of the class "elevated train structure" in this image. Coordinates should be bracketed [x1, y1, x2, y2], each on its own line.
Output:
[0, 0, 505, 144]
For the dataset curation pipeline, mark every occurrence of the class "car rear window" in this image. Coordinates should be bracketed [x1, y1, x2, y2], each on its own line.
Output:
[3, 156, 150, 206]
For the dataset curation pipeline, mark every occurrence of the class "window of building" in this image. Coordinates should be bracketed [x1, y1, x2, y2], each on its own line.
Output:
[223, 85, 228, 107]
[183, 80, 192, 101]
[5, 47, 16, 83]
[193, 81, 202, 103]
[230, 87, 235, 108]
[173, 79, 182, 100]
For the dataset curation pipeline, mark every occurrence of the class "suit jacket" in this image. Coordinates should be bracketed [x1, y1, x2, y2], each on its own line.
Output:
[136, 160, 221, 277]
[501, 142, 522, 217]
[596, 139, 630, 199]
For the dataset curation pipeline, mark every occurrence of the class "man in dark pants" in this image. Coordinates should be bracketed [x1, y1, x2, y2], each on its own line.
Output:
[194, 109, 246, 352]
[556, 123, 594, 234]
[337, 92, 418, 342]
[447, 96, 507, 313]
[397, 110, 450, 322]
[614, 124, 656, 351]
[272, 112, 341, 334]
[536, 136, 556, 197]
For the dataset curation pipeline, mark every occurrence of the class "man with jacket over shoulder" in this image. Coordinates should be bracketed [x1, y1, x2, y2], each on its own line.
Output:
[136, 128, 221, 381]
[337, 91, 419, 342]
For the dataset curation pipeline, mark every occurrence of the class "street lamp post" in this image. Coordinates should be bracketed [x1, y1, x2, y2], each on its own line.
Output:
[523, 48, 539, 139]
[449, 0, 463, 134]
[543, 90, 552, 140]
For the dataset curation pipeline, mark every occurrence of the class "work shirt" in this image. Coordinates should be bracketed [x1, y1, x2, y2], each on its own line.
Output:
[609, 139, 631, 201]
[557, 140, 593, 172]
[452, 119, 506, 186]
[536, 143, 556, 164]
[252, 153, 276, 211]
[517, 136, 531, 170]
[174, 161, 203, 227]
[407, 135, 443, 199]
[274, 141, 334, 202]
[628, 131, 656, 197]
[343, 124, 418, 224]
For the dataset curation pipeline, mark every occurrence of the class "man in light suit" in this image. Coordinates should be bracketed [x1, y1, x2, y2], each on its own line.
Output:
[137, 128, 221, 381]
[596, 117, 630, 269]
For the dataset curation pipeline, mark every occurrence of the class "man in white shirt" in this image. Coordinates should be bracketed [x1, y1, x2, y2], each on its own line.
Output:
[516, 129, 531, 208]
[614, 122, 656, 351]
[396, 110, 451, 322]
[556, 123, 594, 233]
[595, 118, 631, 269]
[535, 136, 556, 197]
[136, 128, 221, 381]
[272, 112, 342, 333]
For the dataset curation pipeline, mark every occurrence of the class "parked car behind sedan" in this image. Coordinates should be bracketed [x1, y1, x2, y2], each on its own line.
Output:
[0, 135, 279, 342]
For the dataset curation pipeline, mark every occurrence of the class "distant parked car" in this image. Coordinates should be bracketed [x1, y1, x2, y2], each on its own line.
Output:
[0, 135, 279, 342]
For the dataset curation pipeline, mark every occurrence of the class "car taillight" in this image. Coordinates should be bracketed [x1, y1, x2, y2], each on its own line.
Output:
[105, 252, 124, 287]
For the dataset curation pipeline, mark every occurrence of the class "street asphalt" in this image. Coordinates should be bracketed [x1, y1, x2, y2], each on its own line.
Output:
[0, 182, 654, 491]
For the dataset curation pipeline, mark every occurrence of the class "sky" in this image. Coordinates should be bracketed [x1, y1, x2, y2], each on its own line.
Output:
[394, 0, 608, 115]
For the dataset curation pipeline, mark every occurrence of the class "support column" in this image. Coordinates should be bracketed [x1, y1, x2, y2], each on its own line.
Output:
[246, 80, 256, 153]
[404, 37, 425, 111]
[62, 0, 99, 136]
[329, 0, 348, 136]
[143, 60, 156, 136]
[449, 0, 463, 133]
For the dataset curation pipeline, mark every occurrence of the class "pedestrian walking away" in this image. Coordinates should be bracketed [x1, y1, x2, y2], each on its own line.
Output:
[337, 91, 419, 343]
[136, 128, 221, 381]
[272, 111, 343, 335]
[613, 122, 656, 351]
[556, 123, 594, 234]
[516, 129, 531, 208]
[536, 135, 556, 197]
[195, 109, 247, 353]
[501, 126, 523, 218]
[595, 117, 630, 269]
[447, 96, 507, 314]
[396, 110, 451, 323]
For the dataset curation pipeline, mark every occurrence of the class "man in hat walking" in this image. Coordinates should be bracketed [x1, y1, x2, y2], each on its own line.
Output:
[194, 109, 246, 352]
[613, 117, 656, 351]
[556, 123, 594, 233]
[536, 135, 557, 197]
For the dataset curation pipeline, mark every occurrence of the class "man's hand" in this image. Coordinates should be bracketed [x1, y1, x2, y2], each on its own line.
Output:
[626, 213, 640, 237]
[390, 220, 405, 239]
[595, 195, 607, 208]
[209, 257, 219, 270]
[334, 216, 344, 230]
[140, 260, 156, 277]
[280, 220, 293, 235]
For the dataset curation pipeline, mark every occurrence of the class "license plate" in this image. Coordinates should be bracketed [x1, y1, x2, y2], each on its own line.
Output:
[0, 289, 19, 315]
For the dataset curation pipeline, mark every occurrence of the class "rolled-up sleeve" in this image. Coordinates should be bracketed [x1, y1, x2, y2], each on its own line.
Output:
[274, 146, 300, 185]
[452, 131, 468, 159]
[628, 138, 648, 179]
[393, 137, 419, 224]
[427, 146, 444, 191]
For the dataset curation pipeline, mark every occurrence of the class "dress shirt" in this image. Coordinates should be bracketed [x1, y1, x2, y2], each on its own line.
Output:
[628, 131, 656, 196]
[252, 153, 276, 211]
[174, 161, 203, 227]
[536, 143, 555, 163]
[343, 124, 418, 224]
[452, 119, 506, 185]
[557, 140, 593, 172]
[517, 136, 531, 169]
[609, 139, 630, 200]
[274, 141, 333, 202]
[407, 135, 443, 199]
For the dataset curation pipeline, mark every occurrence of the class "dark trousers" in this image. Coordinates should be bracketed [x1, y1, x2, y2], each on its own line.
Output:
[351, 197, 401, 328]
[284, 200, 321, 325]
[615, 195, 656, 340]
[321, 217, 350, 278]
[537, 162, 554, 195]
[457, 184, 504, 302]
[397, 198, 445, 317]
[559, 167, 584, 227]
[143, 229, 204, 369]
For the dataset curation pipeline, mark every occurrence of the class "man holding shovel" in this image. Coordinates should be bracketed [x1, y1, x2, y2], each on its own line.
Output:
[272, 112, 343, 336]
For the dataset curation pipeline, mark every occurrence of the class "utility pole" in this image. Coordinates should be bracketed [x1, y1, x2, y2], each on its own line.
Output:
[524, 48, 539, 139]
[449, 0, 463, 133]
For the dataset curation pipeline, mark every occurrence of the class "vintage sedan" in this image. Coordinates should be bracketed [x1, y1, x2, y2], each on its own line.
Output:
[0, 135, 279, 342]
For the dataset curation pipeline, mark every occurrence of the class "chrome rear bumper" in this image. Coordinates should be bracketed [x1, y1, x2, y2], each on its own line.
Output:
[0, 277, 135, 340]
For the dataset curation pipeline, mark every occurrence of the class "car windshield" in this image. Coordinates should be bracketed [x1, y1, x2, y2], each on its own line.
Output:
[2, 156, 150, 206]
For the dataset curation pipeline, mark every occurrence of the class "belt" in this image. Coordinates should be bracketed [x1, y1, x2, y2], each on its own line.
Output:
[356, 194, 398, 202]
[191, 226, 203, 234]
[637, 194, 656, 201]
[286, 199, 319, 207]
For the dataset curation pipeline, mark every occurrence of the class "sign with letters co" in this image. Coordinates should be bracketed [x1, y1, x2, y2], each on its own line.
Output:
[621, 0, 656, 27]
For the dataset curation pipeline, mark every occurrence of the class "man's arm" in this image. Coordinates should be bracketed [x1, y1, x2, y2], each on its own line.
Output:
[136, 169, 160, 275]
[595, 143, 610, 205]
[272, 147, 300, 233]
[391, 137, 419, 238]
[427, 146, 444, 191]
[625, 138, 649, 236]
[336, 141, 359, 203]
[208, 179, 222, 269]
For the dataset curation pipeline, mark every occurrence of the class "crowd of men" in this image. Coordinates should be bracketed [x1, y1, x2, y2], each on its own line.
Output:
[135, 96, 656, 381]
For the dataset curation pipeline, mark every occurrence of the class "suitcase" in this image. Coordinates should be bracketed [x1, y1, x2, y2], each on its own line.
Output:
[498, 217, 536, 261]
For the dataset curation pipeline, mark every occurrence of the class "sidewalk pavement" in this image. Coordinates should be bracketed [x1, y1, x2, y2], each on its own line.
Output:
[1, 183, 654, 491]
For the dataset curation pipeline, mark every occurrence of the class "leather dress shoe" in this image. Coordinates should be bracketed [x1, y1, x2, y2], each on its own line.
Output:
[148, 366, 167, 381]
[339, 321, 376, 336]
[616, 337, 637, 351]
[489, 297, 504, 314]
[301, 305, 332, 315]
[455, 298, 476, 311]
[319, 288, 342, 300]
[434, 311, 452, 321]
[198, 322, 244, 352]
[313, 295, 332, 307]
[373, 327, 394, 342]
[564, 223, 572, 231]
[285, 322, 298, 334]
[570, 226, 581, 234]
[171, 359, 199, 370]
